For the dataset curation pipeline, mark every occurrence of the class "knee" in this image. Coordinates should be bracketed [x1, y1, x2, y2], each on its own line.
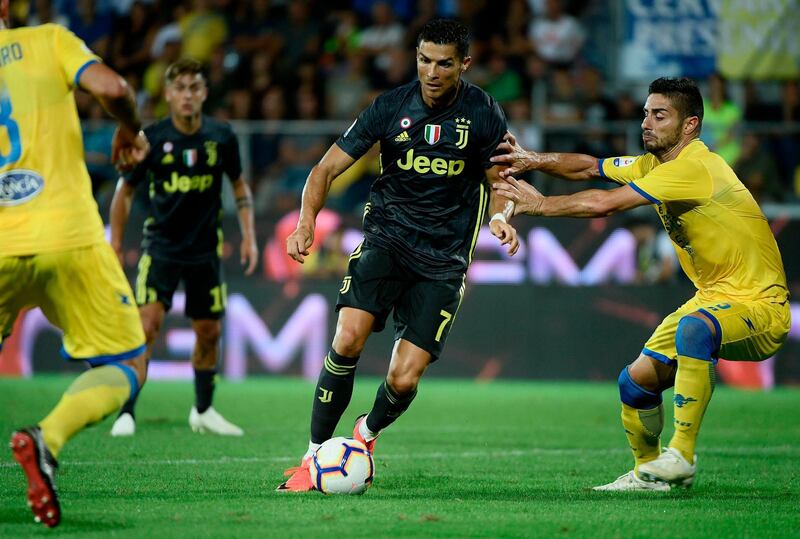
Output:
[675, 315, 717, 360]
[386, 370, 419, 396]
[194, 320, 222, 348]
[333, 325, 367, 357]
[618, 366, 662, 409]
[122, 353, 148, 388]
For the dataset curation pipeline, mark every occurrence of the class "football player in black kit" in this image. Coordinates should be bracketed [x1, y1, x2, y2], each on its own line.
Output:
[108, 59, 258, 437]
[278, 19, 519, 491]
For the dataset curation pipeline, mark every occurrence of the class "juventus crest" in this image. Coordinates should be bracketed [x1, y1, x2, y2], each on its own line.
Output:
[455, 117, 471, 149]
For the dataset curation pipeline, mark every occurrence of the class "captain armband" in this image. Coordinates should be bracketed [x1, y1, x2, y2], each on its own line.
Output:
[235, 196, 252, 209]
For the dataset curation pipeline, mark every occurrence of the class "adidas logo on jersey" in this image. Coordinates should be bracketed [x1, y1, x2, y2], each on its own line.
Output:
[394, 131, 411, 142]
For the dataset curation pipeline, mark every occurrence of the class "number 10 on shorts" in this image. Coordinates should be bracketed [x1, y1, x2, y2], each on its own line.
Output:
[435, 310, 452, 342]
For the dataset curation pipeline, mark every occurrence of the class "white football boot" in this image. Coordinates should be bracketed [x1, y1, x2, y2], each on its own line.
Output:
[592, 470, 671, 492]
[189, 406, 244, 436]
[637, 447, 696, 488]
[110, 413, 136, 437]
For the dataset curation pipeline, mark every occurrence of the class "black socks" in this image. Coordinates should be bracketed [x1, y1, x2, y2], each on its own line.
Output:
[310, 349, 359, 444]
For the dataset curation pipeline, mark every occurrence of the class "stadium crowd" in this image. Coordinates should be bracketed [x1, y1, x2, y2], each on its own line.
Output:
[11, 0, 800, 215]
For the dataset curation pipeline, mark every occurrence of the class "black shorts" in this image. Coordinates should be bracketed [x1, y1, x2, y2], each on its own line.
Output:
[335, 241, 465, 360]
[134, 251, 226, 320]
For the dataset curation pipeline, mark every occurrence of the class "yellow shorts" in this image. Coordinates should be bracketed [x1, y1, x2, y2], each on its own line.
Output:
[643, 293, 791, 365]
[0, 243, 145, 365]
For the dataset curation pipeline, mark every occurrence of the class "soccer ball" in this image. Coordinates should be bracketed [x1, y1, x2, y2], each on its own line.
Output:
[309, 437, 374, 495]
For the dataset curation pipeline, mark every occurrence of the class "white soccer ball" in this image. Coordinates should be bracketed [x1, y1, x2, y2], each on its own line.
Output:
[309, 437, 374, 495]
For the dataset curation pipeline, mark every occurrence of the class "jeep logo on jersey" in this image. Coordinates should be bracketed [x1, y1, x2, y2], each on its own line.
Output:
[396, 149, 465, 177]
[163, 171, 214, 193]
[0, 169, 44, 206]
[424, 124, 441, 145]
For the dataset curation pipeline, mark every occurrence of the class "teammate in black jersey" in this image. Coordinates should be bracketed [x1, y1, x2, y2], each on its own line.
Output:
[278, 19, 519, 491]
[108, 59, 258, 437]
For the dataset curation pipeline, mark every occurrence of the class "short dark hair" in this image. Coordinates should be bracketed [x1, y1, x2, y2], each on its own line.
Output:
[165, 58, 205, 84]
[648, 77, 704, 128]
[417, 19, 470, 59]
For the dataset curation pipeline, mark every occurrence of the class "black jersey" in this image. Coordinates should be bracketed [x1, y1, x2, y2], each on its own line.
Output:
[336, 80, 507, 280]
[125, 116, 242, 262]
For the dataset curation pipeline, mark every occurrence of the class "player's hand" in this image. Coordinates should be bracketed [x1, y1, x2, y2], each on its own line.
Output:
[112, 127, 149, 172]
[286, 225, 314, 264]
[492, 177, 544, 216]
[241, 235, 259, 276]
[490, 132, 533, 179]
[489, 219, 520, 256]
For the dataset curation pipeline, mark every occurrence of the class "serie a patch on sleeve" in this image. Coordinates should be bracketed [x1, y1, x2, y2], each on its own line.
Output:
[613, 157, 638, 167]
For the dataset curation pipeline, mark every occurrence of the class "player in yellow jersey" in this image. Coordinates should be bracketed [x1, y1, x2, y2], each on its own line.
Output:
[0, 0, 149, 527]
[491, 77, 790, 491]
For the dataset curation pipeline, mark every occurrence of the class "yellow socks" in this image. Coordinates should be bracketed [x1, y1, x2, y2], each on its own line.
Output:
[621, 403, 663, 473]
[39, 365, 134, 457]
[669, 355, 715, 463]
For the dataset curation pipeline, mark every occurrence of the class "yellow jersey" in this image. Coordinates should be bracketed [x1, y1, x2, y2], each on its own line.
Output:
[0, 24, 104, 256]
[600, 140, 788, 302]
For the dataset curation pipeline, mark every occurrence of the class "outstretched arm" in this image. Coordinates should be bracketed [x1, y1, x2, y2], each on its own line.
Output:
[490, 132, 600, 181]
[78, 63, 148, 170]
[494, 176, 651, 218]
[232, 178, 258, 275]
[286, 144, 356, 263]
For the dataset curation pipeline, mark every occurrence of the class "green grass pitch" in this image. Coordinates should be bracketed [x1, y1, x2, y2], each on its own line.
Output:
[1, 376, 799, 537]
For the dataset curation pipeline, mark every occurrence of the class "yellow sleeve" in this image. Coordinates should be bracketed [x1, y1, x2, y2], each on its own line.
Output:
[628, 159, 711, 205]
[598, 154, 658, 185]
[52, 24, 101, 89]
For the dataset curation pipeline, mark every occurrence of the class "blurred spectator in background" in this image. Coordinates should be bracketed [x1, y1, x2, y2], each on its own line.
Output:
[275, 0, 320, 82]
[205, 47, 232, 116]
[701, 73, 742, 165]
[322, 9, 361, 60]
[579, 67, 617, 125]
[489, 0, 531, 63]
[252, 86, 288, 213]
[180, 0, 227, 63]
[742, 80, 781, 122]
[528, 0, 585, 69]
[326, 53, 372, 120]
[110, 0, 157, 78]
[230, 0, 282, 58]
[482, 52, 523, 105]
[273, 88, 330, 212]
[544, 68, 581, 126]
[625, 216, 678, 285]
[352, 0, 415, 23]
[142, 25, 182, 117]
[68, 0, 112, 58]
[777, 81, 800, 197]
[372, 47, 413, 90]
[735, 133, 784, 204]
[27, 0, 68, 26]
[10, 0, 799, 207]
[358, 1, 405, 78]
